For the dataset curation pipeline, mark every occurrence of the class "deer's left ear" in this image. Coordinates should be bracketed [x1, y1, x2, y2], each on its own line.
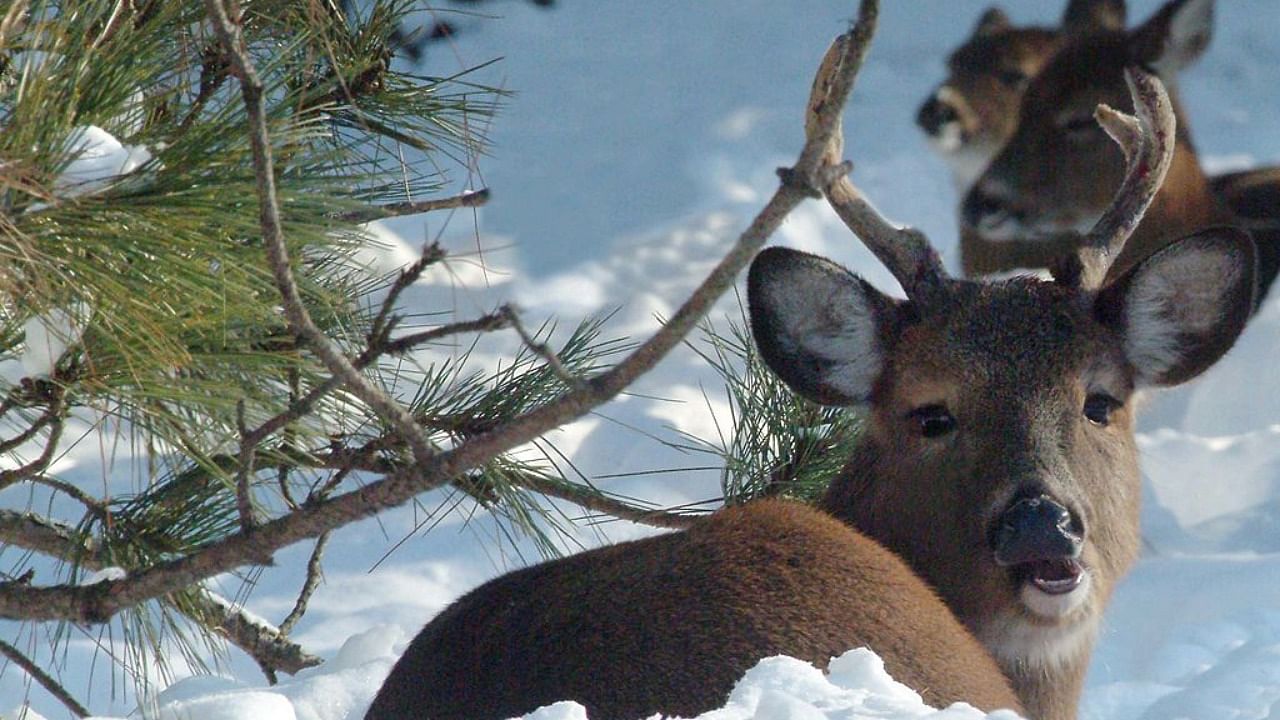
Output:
[1096, 226, 1255, 388]
[748, 247, 900, 406]
[1130, 0, 1214, 77]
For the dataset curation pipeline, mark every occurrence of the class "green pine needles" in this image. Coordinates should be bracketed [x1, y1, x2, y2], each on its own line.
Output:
[0, 1, 869, 715]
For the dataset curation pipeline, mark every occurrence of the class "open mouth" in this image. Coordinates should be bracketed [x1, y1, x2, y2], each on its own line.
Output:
[1011, 558, 1090, 619]
[1018, 558, 1085, 595]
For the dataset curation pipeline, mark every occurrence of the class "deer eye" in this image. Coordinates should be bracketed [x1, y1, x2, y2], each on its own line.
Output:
[995, 68, 1028, 88]
[1083, 393, 1121, 426]
[908, 404, 956, 438]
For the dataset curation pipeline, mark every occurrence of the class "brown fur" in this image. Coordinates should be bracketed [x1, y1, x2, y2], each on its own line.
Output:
[918, 1, 1124, 193]
[364, 500, 1023, 720]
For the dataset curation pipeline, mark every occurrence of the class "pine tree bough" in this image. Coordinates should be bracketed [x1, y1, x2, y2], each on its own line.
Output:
[0, 509, 321, 675]
[0, 0, 879, 624]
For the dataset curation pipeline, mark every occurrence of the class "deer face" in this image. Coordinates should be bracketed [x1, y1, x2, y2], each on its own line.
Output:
[748, 227, 1254, 671]
[962, 0, 1214, 244]
[917, 9, 1062, 189]
[851, 279, 1141, 666]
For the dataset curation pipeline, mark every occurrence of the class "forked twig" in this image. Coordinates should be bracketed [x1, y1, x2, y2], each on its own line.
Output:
[802, 14, 948, 301]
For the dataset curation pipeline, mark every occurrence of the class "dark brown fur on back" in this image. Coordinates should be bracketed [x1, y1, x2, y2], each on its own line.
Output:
[364, 500, 1022, 720]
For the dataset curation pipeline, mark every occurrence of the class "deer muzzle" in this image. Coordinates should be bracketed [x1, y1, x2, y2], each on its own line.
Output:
[992, 495, 1085, 598]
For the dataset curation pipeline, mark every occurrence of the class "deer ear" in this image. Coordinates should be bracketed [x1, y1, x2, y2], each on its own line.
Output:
[1097, 226, 1255, 388]
[974, 7, 1012, 38]
[1130, 0, 1213, 76]
[1062, 0, 1127, 35]
[748, 247, 896, 406]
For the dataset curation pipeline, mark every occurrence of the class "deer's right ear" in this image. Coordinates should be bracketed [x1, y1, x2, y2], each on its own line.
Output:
[1096, 226, 1255, 388]
[748, 247, 895, 406]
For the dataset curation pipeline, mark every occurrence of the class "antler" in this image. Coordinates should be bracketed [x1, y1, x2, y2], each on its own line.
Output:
[802, 5, 948, 303]
[1077, 68, 1177, 289]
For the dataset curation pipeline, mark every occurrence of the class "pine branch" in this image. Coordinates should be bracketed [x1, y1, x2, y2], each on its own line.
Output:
[0, 0, 882, 624]
[0, 509, 320, 676]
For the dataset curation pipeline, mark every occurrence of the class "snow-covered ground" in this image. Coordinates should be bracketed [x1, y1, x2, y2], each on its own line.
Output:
[5, 1, 1280, 718]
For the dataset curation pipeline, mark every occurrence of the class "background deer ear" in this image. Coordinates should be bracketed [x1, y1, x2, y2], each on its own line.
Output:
[1097, 226, 1255, 388]
[1129, 0, 1214, 76]
[748, 247, 896, 406]
[1062, 0, 1127, 35]
[973, 7, 1011, 38]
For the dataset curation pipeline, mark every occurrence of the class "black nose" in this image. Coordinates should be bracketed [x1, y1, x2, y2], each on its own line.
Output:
[917, 94, 959, 135]
[961, 181, 1013, 230]
[992, 495, 1082, 567]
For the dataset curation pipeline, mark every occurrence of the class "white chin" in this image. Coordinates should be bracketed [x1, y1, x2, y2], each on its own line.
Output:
[932, 124, 964, 153]
[1020, 571, 1092, 619]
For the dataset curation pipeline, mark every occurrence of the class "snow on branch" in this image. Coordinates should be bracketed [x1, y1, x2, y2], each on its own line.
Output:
[0, 0, 882, 624]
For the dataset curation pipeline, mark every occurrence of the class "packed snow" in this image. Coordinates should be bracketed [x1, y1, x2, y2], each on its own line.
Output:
[4, 1, 1280, 719]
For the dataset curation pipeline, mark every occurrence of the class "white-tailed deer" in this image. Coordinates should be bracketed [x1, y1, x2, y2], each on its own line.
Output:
[924, 1, 1280, 287]
[960, 0, 1280, 304]
[916, 1, 1124, 192]
[366, 20, 1256, 720]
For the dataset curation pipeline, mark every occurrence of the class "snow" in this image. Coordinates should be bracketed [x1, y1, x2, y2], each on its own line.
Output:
[7, 1, 1280, 719]
[84, 642, 1020, 720]
[52, 125, 153, 198]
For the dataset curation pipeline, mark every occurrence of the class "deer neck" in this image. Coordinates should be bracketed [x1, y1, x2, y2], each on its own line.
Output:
[1004, 639, 1093, 720]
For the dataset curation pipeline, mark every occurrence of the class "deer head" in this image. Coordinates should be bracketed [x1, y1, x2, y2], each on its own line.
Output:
[752, 67, 1255, 720]
[917, 0, 1126, 190]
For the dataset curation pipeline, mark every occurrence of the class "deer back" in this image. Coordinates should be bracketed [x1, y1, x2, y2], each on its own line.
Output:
[364, 499, 1023, 720]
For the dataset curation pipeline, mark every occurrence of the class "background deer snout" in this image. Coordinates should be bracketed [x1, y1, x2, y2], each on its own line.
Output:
[961, 177, 1023, 231]
[916, 92, 960, 137]
[992, 495, 1083, 567]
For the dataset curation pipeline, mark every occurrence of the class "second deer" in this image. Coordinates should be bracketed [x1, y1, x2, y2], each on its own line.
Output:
[957, 0, 1279, 303]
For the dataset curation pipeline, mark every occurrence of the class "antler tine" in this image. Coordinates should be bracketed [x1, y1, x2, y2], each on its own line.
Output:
[1077, 68, 1177, 290]
[801, 0, 947, 303]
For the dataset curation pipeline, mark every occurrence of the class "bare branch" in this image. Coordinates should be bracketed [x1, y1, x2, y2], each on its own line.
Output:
[0, 414, 65, 491]
[368, 243, 449, 349]
[0, 510, 319, 675]
[195, 590, 323, 676]
[379, 309, 511, 357]
[502, 306, 586, 390]
[802, 4, 948, 301]
[0, 510, 105, 562]
[337, 188, 491, 223]
[1078, 68, 1177, 289]
[235, 400, 257, 532]
[0, 637, 90, 718]
[279, 531, 328, 635]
